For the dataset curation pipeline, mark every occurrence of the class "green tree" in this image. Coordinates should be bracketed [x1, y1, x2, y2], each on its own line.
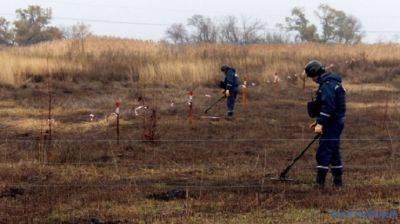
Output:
[316, 4, 337, 42]
[283, 7, 319, 42]
[316, 4, 363, 44]
[0, 17, 13, 45]
[13, 5, 62, 45]
[336, 15, 363, 44]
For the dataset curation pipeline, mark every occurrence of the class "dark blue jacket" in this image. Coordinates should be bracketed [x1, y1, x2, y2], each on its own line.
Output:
[316, 72, 346, 126]
[224, 68, 240, 91]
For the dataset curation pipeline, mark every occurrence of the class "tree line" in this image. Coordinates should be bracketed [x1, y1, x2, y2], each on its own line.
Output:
[0, 5, 91, 46]
[165, 4, 364, 45]
[0, 4, 363, 46]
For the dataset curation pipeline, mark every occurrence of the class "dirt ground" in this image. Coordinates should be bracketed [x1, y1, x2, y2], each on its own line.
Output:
[0, 79, 399, 223]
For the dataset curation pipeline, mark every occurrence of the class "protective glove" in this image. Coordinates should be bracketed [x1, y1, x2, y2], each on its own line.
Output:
[314, 124, 323, 135]
[224, 89, 230, 97]
[309, 121, 317, 129]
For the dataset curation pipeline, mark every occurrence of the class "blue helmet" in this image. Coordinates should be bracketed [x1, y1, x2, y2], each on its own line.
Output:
[221, 64, 230, 73]
[305, 60, 326, 77]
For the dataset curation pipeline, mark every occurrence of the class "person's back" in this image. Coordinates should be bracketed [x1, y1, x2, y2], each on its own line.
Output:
[315, 72, 346, 124]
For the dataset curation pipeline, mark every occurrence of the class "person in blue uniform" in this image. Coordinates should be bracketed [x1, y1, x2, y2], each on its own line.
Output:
[305, 60, 346, 188]
[220, 65, 240, 117]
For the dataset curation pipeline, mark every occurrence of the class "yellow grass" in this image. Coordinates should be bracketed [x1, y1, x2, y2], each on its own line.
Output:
[345, 83, 398, 92]
[1, 37, 400, 87]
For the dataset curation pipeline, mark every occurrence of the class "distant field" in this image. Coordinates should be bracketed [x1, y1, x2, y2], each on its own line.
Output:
[1, 38, 400, 87]
[0, 39, 399, 223]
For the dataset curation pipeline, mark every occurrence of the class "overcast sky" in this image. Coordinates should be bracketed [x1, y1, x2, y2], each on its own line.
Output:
[1, 0, 400, 43]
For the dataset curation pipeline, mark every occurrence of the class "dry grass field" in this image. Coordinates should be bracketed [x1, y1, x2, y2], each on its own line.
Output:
[0, 38, 399, 223]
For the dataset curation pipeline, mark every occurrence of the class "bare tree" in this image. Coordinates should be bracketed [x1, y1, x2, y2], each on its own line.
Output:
[165, 23, 188, 44]
[64, 22, 92, 40]
[187, 14, 218, 43]
[264, 32, 291, 44]
[240, 17, 265, 44]
[219, 16, 266, 44]
[219, 16, 240, 44]
[283, 7, 319, 42]
[0, 17, 13, 45]
[63, 22, 92, 55]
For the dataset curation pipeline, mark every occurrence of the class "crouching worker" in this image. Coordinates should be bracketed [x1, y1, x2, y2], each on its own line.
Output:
[220, 65, 240, 117]
[305, 60, 346, 188]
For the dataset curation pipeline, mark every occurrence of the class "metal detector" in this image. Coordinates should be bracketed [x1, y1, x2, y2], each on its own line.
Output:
[271, 134, 321, 182]
[204, 95, 226, 114]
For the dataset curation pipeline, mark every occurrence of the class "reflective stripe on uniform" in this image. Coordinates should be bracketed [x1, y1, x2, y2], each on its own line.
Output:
[320, 112, 331, 117]
[331, 166, 343, 169]
[317, 166, 329, 170]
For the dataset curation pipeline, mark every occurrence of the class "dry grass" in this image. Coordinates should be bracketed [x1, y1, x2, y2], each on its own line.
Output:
[1, 38, 400, 87]
[0, 39, 399, 223]
[0, 81, 399, 223]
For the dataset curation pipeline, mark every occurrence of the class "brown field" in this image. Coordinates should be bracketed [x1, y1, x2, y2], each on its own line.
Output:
[0, 38, 399, 223]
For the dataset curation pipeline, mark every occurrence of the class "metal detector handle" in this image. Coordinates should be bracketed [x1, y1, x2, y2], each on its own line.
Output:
[279, 134, 321, 178]
[204, 95, 226, 114]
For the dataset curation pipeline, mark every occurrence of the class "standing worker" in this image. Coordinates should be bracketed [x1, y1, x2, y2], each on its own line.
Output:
[220, 65, 240, 117]
[305, 60, 346, 188]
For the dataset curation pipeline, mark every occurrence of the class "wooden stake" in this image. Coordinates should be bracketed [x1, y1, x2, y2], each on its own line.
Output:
[47, 84, 52, 142]
[273, 73, 280, 94]
[188, 91, 194, 125]
[242, 80, 248, 107]
[115, 100, 121, 145]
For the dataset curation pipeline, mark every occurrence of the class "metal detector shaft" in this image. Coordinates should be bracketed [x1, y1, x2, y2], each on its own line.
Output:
[204, 95, 226, 114]
[279, 134, 321, 179]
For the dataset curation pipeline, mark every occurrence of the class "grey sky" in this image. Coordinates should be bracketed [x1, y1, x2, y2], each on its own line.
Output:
[1, 0, 400, 43]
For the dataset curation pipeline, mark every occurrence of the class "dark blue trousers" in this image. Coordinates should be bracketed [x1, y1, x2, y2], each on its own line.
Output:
[227, 89, 238, 114]
[316, 118, 345, 176]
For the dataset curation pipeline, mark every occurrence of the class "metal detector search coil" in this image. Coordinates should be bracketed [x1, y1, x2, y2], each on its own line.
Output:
[271, 134, 321, 182]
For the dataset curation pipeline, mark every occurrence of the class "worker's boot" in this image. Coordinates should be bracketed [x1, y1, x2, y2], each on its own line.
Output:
[333, 175, 343, 187]
[316, 169, 328, 188]
[227, 111, 234, 117]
